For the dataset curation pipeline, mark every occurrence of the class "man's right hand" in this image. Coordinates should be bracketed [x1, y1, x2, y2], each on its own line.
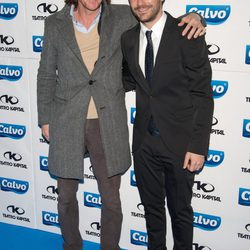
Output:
[42, 124, 49, 141]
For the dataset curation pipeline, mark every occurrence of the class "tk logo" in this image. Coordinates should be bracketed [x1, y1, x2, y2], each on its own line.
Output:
[37, 3, 58, 14]
[3, 151, 22, 161]
[7, 205, 25, 215]
[193, 181, 215, 193]
[0, 35, 14, 45]
[46, 185, 58, 195]
[207, 44, 220, 55]
[91, 222, 101, 231]
[0, 94, 19, 105]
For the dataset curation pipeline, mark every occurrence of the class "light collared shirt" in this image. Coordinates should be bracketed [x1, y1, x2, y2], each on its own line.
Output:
[139, 12, 167, 76]
[70, 5, 101, 33]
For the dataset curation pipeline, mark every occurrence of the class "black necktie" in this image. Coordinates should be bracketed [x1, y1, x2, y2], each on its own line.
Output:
[145, 30, 154, 83]
[144, 31, 159, 135]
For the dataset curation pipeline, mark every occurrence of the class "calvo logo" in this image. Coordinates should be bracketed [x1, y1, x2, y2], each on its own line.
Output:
[0, 123, 26, 139]
[246, 45, 250, 65]
[40, 156, 48, 171]
[186, 5, 231, 25]
[242, 119, 250, 138]
[130, 170, 137, 187]
[205, 149, 224, 167]
[0, 177, 29, 194]
[0, 3, 18, 20]
[32, 36, 43, 53]
[193, 212, 221, 231]
[238, 188, 250, 206]
[130, 230, 148, 246]
[211, 80, 228, 99]
[0, 65, 23, 81]
[42, 211, 60, 227]
[130, 107, 136, 124]
[84, 192, 102, 209]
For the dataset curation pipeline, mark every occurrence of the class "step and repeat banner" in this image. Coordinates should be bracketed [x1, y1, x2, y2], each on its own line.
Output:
[0, 0, 249, 249]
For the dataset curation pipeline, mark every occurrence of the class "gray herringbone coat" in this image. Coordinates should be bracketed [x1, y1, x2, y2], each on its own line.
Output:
[37, 2, 136, 178]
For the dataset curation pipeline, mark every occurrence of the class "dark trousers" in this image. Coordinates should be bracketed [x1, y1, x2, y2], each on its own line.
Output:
[133, 131, 195, 250]
[57, 119, 122, 250]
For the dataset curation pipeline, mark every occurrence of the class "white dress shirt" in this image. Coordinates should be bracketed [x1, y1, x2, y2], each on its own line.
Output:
[139, 12, 167, 76]
[70, 5, 101, 33]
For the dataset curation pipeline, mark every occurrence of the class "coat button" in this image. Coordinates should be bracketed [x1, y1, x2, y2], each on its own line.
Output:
[89, 80, 94, 85]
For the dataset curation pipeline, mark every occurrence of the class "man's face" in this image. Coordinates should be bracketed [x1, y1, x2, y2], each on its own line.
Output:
[78, 0, 102, 12]
[129, 0, 163, 25]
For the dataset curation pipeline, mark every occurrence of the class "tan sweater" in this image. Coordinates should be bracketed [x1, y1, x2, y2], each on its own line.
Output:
[74, 25, 99, 119]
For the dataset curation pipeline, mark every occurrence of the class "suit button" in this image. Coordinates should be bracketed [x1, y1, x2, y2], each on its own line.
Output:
[89, 80, 94, 85]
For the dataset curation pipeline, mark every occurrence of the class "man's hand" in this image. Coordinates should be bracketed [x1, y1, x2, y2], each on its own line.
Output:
[42, 124, 49, 141]
[183, 152, 205, 172]
[178, 13, 206, 39]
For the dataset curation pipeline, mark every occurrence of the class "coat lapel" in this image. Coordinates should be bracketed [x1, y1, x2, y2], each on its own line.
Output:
[91, 2, 111, 75]
[55, 5, 90, 77]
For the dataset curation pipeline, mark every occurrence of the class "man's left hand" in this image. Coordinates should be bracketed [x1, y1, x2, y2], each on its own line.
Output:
[183, 152, 205, 172]
[178, 13, 206, 39]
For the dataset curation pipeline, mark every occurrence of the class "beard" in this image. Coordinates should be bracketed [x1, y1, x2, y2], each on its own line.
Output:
[132, 3, 162, 24]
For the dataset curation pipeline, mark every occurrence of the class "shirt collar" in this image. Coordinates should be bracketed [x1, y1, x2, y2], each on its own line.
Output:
[70, 4, 102, 31]
[140, 12, 167, 39]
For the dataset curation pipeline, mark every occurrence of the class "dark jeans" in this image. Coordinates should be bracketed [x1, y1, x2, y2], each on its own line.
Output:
[133, 131, 195, 250]
[57, 119, 122, 250]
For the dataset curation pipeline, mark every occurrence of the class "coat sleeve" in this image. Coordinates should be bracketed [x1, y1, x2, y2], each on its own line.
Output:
[181, 35, 214, 156]
[121, 33, 136, 92]
[37, 17, 58, 126]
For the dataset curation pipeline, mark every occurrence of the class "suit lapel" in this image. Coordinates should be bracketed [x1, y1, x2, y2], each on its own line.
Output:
[55, 5, 90, 77]
[152, 13, 174, 83]
[128, 24, 151, 94]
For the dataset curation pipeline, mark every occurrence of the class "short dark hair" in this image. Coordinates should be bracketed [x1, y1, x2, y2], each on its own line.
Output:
[64, 0, 78, 8]
[64, 0, 110, 8]
[65, 0, 78, 8]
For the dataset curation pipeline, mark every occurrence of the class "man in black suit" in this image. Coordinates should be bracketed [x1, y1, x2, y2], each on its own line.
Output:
[121, 0, 214, 249]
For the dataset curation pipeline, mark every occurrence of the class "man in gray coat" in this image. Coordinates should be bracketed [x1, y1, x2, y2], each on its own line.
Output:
[37, 0, 206, 249]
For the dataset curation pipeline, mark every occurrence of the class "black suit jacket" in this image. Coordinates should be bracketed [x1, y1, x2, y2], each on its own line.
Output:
[121, 13, 214, 156]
